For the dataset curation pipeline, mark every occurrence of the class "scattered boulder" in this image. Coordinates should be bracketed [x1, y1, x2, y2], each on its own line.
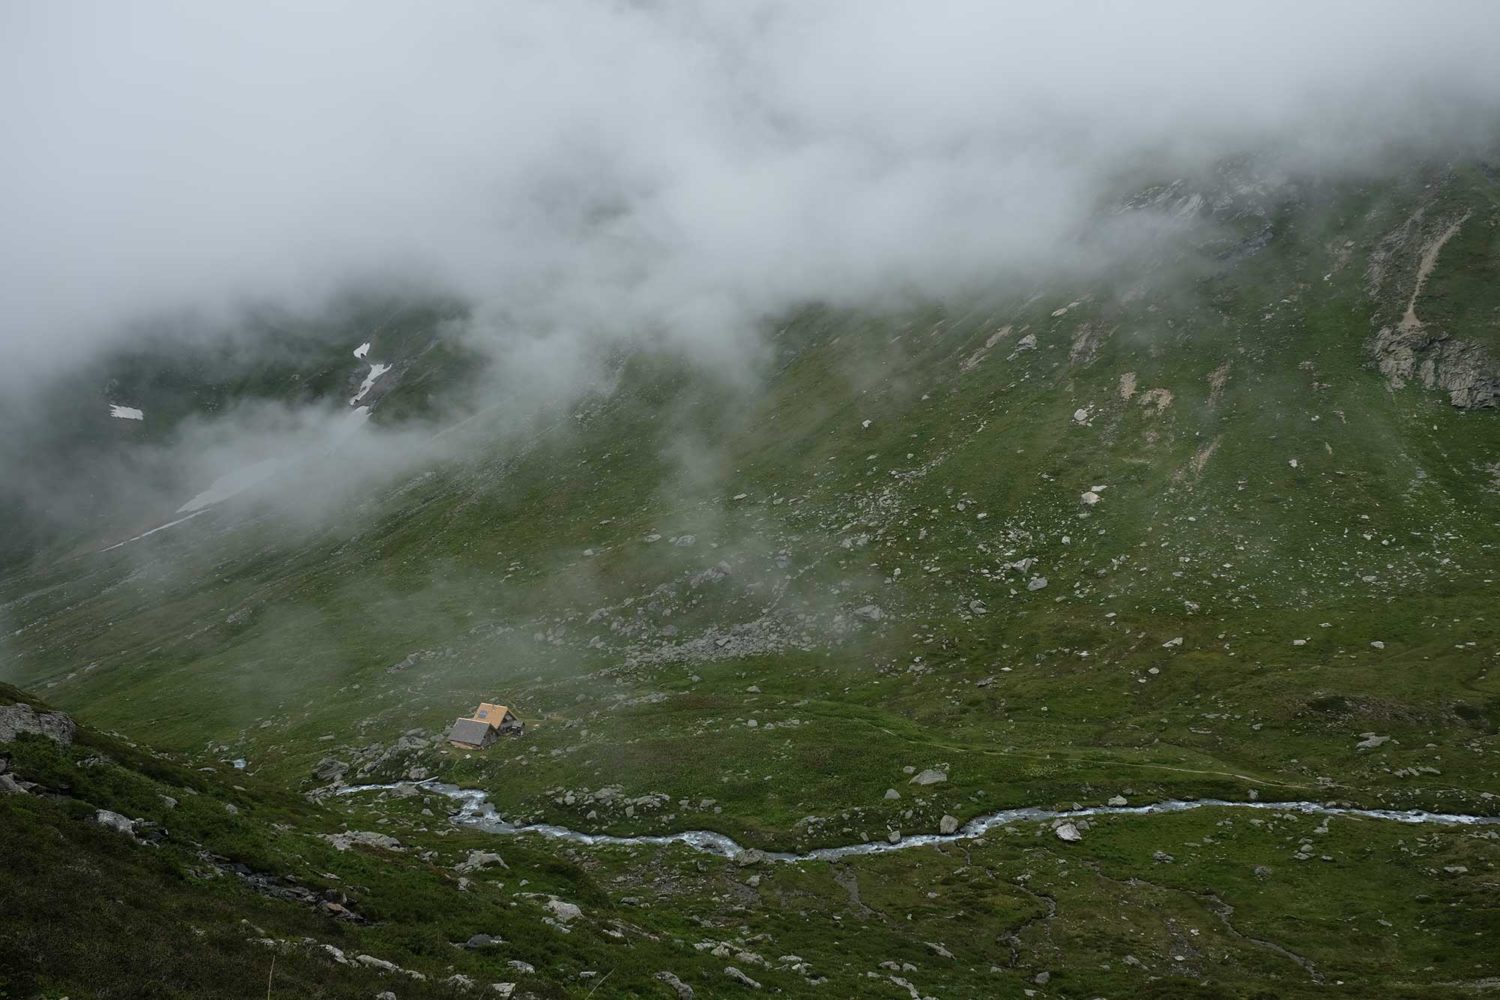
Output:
[1054, 822, 1083, 843]
[0, 773, 29, 795]
[926, 941, 955, 959]
[1108, 795, 1128, 807]
[884, 788, 901, 801]
[464, 934, 503, 950]
[546, 899, 582, 924]
[456, 850, 507, 873]
[939, 814, 959, 835]
[322, 831, 402, 852]
[1356, 733, 1391, 751]
[909, 768, 948, 786]
[655, 970, 695, 999]
[1034, 971, 1052, 985]
[507, 960, 535, 974]
[1027, 576, 1049, 591]
[724, 966, 761, 989]
[0, 703, 76, 746]
[93, 809, 137, 837]
[852, 605, 885, 622]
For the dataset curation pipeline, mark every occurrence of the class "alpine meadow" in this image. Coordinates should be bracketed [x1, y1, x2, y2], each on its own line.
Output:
[1, 3, 1498, 998]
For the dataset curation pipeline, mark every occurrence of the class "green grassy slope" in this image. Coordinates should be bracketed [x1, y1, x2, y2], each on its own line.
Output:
[1, 159, 1497, 998]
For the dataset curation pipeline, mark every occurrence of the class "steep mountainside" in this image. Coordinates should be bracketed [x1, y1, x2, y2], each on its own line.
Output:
[2, 158, 1498, 998]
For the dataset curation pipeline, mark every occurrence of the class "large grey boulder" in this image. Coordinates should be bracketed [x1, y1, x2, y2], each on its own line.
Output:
[456, 850, 507, 873]
[909, 768, 948, 786]
[724, 966, 762, 989]
[0, 703, 76, 746]
[546, 898, 582, 923]
[322, 830, 402, 852]
[93, 809, 137, 836]
[464, 934, 503, 950]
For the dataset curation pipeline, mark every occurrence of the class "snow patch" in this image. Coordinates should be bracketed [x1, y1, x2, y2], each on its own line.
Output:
[177, 458, 282, 513]
[109, 404, 144, 421]
[350, 362, 391, 405]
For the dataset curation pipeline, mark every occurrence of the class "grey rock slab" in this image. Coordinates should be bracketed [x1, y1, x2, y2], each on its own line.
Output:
[655, 970, 695, 999]
[0, 703, 76, 746]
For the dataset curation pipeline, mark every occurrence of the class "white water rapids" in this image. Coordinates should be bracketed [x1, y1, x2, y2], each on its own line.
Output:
[338, 781, 1499, 863]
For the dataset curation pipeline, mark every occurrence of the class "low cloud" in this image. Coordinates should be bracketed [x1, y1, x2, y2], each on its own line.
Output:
[2, 0, 1498, 543]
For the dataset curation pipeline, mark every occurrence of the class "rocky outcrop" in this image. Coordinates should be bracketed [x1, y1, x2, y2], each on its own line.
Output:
[1371, 325, 1498, 410]
[0, 702, 77, 746]
[1368, 207, 1498, 410]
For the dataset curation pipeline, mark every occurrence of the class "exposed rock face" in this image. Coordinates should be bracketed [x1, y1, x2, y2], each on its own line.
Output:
[1368, 208, 1497, 410]
[312, 756, 348, 782]
[0, 703, 77, 746]
[1371, 326, 1498, 410]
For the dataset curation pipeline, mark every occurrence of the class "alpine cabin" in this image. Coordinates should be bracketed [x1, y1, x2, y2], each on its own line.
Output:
[447, 702, 523, 749]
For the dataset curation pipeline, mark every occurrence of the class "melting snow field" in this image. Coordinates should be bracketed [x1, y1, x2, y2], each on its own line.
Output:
[353, 342, 371, 359]
[176, 458, 283, 513]
[100, 509, 210, 552]
[109, 404, 144, 420]
[350, 362, 391, 405]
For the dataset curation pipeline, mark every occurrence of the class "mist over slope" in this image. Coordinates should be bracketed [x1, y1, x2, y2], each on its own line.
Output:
[2, 4, 1500, 999]
[5, 2, 1500, 429]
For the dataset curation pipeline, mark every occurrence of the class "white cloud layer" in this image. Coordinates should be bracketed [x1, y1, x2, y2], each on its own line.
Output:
[3, 0, 1499, 389]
